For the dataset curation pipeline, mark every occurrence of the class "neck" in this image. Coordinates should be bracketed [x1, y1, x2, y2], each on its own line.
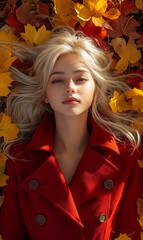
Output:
[53, 112, 90, 155]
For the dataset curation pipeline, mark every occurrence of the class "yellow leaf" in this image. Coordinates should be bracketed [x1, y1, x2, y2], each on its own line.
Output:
[110, 38, 126, 51]
[140, 232, 143, 240]
[20, 24, 50, 46]
[0, 173, 9, 187]
[53, 0, 78, 26]
[109, 91, 131, 113]
[137, 159, 143, 168]
[0, 234, 3, 240]
[135, 0, 143, 10]
[103, 8, 121, 20]
[0, 195, 5, 207]
[74, 0, 107, 26]
[115, 233, 131, 240]
[137, 198, 143, 228]
[0, 149, 7, 175]
[0, 29, 18, 43]
[0, 47, 17, 73]
[0, 113, 19, 141]
[115, 42, 141, 71]
[125, 88, 143, 112]
[0, 72, 13, 97]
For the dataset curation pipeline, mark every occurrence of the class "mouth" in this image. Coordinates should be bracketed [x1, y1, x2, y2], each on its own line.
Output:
[62, 97, 80, 104]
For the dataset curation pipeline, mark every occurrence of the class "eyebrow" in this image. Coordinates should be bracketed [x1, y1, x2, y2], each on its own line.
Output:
[49, 69, 89, 78]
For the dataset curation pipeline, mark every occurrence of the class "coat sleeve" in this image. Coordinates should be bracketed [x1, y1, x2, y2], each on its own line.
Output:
[0, 158, 29, 240]
[114, 146, 143, 240]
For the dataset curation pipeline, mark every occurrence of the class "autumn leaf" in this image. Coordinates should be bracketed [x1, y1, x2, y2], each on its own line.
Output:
[0, 72, 13, 97]
[120, 0, 137, 15]
[115, 233, 131, 240]
[126, 69, 143, 89]
[0, 150, 7, 175]
[137, 198, 143, 228]
[125, 88, 143, 112]
[0, 174, 9, 187]
[74, 0, 108, 27]
[141, 232, 143, 240]
[103, 8, 121, 20]
[108, 15, 140, 39]
[20, 24, 50, 46]
[109, 91, 131, 113]
[137, 159, 143, 168]
[0, 234, 3, 240]
[135, 0, 143, 10]
[110, 37, 126, 51]
[0, 47, 17, 73]
[115, 40, 141, 71]
[0, 113, 19, 141]
[0, 29, 18, 42]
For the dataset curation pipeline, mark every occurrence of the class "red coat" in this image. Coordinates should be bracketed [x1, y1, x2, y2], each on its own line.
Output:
[0, 113, 143, 240]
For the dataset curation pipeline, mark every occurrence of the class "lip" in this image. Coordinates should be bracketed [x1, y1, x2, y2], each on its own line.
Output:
[62, 97, 80, 104]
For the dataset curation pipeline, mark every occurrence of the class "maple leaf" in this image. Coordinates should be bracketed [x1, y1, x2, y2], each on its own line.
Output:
[109, 90, 131, 113]
[0, 47, 17, 73]
[0, 113, 19, 141]
[137, 159, 143, 168]
[52, 0, 78, 27]
[0, 72, 13, 97]
[0, 150, 7, 175]
[125, 88, 143, 112]
[74, 0, 108, 27]
[126, 69, 143, 89]
[115, 40, 141, 71]
[115, 233, 131, 240]
[135, 0, 143, 10]
[0, 174, 9, 187]
[108, 15, 140, 39]
[20, 24, 51, 46]
[120, 0, 137, 15]
[0, 29, 18, 43]
[136, 198, 143, 228]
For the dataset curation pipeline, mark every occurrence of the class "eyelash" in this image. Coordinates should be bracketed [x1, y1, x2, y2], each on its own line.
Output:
[51, 78, 87, 84]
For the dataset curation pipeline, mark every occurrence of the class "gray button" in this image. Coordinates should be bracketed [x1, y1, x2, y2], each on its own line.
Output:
[104, 179, 113, 190]
[35, 214, 46, 225]
[99, 214, 106, 223]
[28, 179, 39, 190]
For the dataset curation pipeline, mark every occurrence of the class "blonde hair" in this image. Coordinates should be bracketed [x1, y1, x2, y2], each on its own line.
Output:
[2, 25, 141, 156]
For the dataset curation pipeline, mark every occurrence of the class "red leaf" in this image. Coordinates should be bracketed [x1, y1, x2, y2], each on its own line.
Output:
[120, 0, 137, 15]
[126, 69, 143, 89]
[108, 15, 140, 39]
[36, 2, 49, 16]
[12, 59, 33, 71]
[6, 11, 22, 29]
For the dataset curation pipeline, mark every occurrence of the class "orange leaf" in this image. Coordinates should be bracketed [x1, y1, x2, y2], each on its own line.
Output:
[103, 8, 121, 20]
[0, 72, 13, 97]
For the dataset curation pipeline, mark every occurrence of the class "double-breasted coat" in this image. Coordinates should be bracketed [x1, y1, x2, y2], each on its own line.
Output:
[0, 112, 143, 240]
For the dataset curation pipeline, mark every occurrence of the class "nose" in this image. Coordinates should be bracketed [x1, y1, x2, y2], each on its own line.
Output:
[65, 80, 76, 94]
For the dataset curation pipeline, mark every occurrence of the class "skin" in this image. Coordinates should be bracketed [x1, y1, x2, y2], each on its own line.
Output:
[44, 53, 96, 185]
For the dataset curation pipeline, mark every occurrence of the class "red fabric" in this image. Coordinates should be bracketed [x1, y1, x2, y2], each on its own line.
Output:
[0, 113, 143, 240]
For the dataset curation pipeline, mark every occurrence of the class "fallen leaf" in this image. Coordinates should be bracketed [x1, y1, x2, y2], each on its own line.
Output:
[137, 159, 143, 168]
[135, 0, 143, 10]
[137, 198, 143, 228]
[125, 88, 143, 112]
[120, 0, 137, 15]
[126, 69, 143, 89]
[0, 47, 17, 73]
[0, 29, 18, 43]
[115, 233, 131, 240]
[0, 72, 13, 97]
[103, 8, 121, 20]
[20, 24, 50, 45]
[0, 174, 9, 187]
[108, 15, 140, 39]
[0, 149, 7, 175]
[0, 113, 19, 141]
[109, 90, 131, 112]
[110, 37, 126, 51]
[115, 41, 141, 71]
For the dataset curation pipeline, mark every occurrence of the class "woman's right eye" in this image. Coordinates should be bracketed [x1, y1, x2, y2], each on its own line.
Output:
[51, 79, 63, 83]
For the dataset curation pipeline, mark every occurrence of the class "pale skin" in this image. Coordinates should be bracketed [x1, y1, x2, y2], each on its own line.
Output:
[45, 53, 95, 185]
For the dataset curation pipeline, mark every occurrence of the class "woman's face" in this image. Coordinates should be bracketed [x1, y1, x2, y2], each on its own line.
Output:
[45, 53, 95, 117]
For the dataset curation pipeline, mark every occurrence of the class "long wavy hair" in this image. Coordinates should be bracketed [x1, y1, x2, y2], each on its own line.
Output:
[1, 25, 142, 157]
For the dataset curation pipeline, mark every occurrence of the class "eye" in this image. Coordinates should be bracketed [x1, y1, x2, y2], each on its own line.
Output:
[51, 79, 64, 84]
[76, 78, 87, 82]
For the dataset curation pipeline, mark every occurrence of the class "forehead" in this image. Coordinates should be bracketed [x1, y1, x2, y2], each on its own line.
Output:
[52, 53, 89, 72]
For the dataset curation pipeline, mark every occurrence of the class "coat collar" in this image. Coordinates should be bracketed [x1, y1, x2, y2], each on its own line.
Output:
[25, 112, 120, 154]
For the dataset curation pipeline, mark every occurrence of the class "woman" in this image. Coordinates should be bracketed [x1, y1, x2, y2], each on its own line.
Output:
[0, 26, 142, 240]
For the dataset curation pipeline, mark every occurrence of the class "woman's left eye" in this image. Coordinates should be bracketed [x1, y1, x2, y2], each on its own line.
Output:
[77, 78, 87, 82]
